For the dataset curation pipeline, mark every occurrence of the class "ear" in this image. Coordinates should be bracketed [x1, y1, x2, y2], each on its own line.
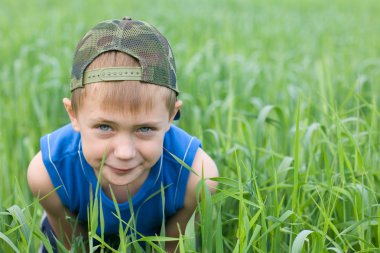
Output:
[169, 99, 183, 123]
[63, 98, 80, 132]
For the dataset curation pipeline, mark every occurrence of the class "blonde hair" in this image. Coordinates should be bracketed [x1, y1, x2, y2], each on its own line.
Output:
[71, 51, 177, 118]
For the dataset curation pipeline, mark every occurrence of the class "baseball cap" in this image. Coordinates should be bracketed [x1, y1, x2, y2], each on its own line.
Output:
[70, 16, 180, 119]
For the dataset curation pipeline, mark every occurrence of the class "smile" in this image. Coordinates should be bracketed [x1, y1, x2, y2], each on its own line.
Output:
[106, 164, 137, 174]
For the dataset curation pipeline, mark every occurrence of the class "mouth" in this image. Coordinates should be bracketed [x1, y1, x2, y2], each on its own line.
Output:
[106, 164, 137, 174]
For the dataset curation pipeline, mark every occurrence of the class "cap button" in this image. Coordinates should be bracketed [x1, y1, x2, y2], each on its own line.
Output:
[122, 16, 132, 21]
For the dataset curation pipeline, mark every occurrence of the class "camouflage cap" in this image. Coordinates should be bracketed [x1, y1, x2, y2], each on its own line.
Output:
[70, 17, 179, 94]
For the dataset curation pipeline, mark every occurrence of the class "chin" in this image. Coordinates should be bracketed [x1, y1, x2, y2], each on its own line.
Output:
[105, 177, 135, 187]
[111, 171, 141, 184]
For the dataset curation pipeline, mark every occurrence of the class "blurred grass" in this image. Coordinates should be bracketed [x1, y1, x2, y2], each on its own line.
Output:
[1, 0, 380, 251]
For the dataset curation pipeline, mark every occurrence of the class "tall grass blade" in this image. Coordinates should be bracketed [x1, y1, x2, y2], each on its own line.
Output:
[291, 230, 314, 253]
[0, 231, 20, 253]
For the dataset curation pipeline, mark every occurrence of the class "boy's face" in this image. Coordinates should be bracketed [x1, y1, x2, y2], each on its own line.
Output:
[64, 85, 181, 189]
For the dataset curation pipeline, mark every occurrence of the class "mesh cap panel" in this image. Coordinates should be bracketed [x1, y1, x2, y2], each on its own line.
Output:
[70, 17, 178, 93]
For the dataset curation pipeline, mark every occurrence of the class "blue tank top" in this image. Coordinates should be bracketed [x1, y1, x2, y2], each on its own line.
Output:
[40, 124, 201, 237]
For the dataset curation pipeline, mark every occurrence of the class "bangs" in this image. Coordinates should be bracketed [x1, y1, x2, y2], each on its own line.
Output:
[76, 82, 176, 117]
[71, 81, 176, 118]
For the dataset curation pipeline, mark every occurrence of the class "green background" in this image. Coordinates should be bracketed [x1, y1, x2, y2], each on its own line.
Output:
[1, 0, 379, 251]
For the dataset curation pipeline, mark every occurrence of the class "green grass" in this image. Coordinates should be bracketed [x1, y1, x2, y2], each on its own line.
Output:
[1, 0, 380, 252]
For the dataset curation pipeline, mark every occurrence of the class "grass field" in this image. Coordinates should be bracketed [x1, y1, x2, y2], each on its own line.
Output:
[1, 0, 380, 252]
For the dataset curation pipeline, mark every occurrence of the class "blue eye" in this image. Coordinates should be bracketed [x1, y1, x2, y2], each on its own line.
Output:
[98, 124, 111, 132]
[139, 127, 152, 133]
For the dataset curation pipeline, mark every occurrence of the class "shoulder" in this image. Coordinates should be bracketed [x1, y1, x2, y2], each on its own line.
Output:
[163, 125, 201, 164]
[27, 151, 52, 196]
[164, 125, 218, 192]
[27, 151, 64, 213]
[39, 124, 82, 187]
[188, 148, 219, 194]
[41, 124, 81, 161]
[36, 124, 84, 208]
[183, 147, 219, 209]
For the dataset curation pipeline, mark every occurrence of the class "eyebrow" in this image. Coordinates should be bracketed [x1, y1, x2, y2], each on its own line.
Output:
[89, 117, 115, 124]
[90, 117, 166, 126]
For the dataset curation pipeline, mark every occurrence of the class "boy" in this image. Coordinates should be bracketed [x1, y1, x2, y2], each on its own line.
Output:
[27, 16, 218, 252]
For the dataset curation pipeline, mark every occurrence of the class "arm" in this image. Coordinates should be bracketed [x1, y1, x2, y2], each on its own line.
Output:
[165, 148, 219, 252]
[27, 151, 87, 249]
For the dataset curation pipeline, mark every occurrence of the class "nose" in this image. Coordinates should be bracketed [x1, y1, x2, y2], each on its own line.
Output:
[113, 135, 136, 160]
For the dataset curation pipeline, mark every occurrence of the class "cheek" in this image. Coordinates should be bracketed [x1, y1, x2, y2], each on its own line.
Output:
[81, 138, 109, 166]
[139, 138, 164, 162]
